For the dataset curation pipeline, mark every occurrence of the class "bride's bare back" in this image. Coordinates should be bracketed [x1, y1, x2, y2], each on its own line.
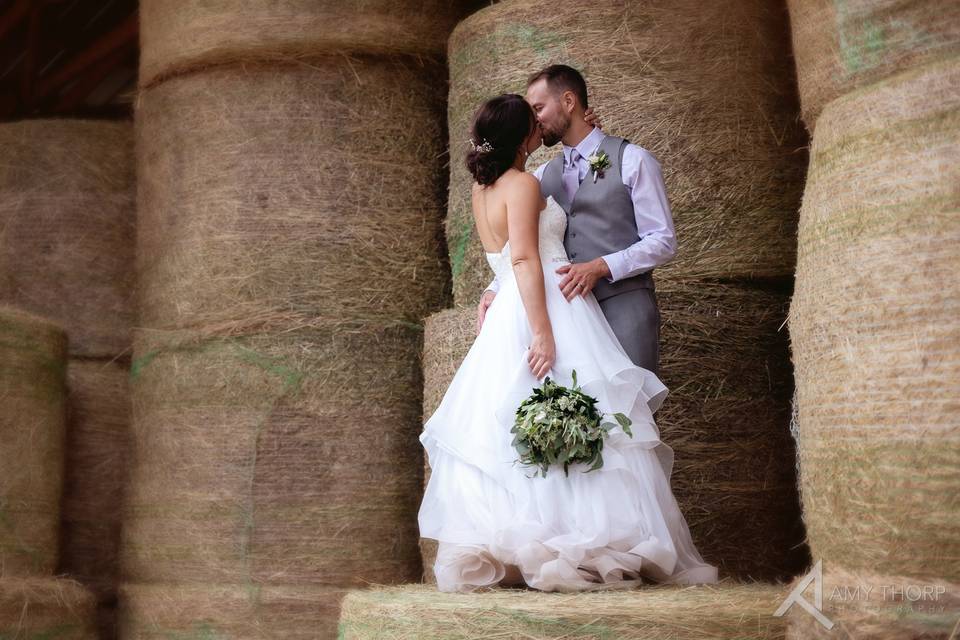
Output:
[472, 169, 547, 255]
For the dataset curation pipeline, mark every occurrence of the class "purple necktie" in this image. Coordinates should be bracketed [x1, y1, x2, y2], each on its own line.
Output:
[563, 148, 581, 203]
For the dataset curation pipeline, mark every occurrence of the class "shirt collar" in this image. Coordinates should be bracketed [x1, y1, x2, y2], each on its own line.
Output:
[563, 126, 604, 165]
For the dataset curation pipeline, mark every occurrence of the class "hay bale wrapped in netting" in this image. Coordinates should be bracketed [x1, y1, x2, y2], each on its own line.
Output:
[417, 279, 808, 583]
[57, 360, 130, 606]
[418, 306, 477, 582]
[338, 581, 792, 639]
[0, 306, 67, 576]
[446, 0, 807, 305]
[786, 57, 960, 581]
[0, 577, 97, 638]
[135, 56, 450, 333]
[0, 120, 135, 358]
[783, 565, 960, 639]
[118, 583, 347, 640]
[121, 324, 425, 586]
[786, 0, 960, 131]
[139, 0, 485, 86]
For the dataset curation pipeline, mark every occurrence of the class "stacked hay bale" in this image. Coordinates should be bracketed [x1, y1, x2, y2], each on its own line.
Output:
[339, 581, 792, 639]
[120, 2, 483, 637]
[786, 0, 960, 133]
[785, 2, 960, 633]
[419, 0, 810, 583]
[0, 119, 136, 639]
[0, 307, 97, 639]
[0, 578, 98, 639]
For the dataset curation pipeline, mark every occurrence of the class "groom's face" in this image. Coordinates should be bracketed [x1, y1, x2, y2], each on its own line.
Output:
[526, 78, 571, 148]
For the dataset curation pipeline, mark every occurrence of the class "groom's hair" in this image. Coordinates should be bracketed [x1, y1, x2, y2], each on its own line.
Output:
[527, 64, 588, 110]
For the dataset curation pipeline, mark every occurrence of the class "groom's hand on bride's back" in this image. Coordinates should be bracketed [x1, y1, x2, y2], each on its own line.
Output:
[477, 290, 496, 334]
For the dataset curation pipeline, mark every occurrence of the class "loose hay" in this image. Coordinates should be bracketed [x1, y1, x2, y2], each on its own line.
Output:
[57, 359, 130, 635]
[338, 580, 792, 639]
[0, 305, 67, 576]
[121, 325, 425, 587]
[138, 0, 485, 86]
[119, 582, 347, 640]
[783, 565, 960, 639]
[446, 0, 808, 305]
[0, 119, 136, 358]
[418, 278, 808, 584]
[0, 577, 97, 639]
[787, 57, 960, 580]
[135, 56, 451, 333]
[786, 0, 960, 131]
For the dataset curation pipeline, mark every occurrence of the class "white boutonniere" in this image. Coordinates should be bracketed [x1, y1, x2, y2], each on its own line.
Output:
[587, 150, 611, 183]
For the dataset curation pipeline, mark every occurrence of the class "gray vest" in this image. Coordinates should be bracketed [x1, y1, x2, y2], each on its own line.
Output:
[541, 134, 654, 302]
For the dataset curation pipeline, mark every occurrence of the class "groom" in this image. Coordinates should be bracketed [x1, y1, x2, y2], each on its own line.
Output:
[478, 64, 677, 377]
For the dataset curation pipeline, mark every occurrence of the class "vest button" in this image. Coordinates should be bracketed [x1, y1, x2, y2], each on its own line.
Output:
[571, 233, 577, 237]
[571, 252, 577, 258]
[570, 213, 576, 217]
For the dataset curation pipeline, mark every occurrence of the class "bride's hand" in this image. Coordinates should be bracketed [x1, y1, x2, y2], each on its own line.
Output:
[583, 106, 603, 130]
[528, 331, 556, 379]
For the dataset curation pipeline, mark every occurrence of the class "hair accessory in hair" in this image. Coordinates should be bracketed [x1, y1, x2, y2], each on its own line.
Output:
[468, 137, 494, 153]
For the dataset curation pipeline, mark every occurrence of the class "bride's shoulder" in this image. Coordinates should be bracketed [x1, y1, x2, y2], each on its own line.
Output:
[499, 169, 540, 199]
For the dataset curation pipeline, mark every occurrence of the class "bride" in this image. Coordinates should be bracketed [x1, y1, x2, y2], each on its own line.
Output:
[417, 93, 718, 593]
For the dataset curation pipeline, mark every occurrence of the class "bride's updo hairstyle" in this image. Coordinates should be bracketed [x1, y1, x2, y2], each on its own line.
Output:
[466, 93, 536, 186]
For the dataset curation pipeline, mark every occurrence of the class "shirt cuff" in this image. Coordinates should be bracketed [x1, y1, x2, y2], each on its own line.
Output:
[600, 254, 621, 283]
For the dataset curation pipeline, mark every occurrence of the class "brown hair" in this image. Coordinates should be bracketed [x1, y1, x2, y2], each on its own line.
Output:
[527, 64, 589, 109]
[465, 93, 536, 186]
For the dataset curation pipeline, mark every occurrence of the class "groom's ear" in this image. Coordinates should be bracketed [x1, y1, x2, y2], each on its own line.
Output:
[561, 89, 578, 114]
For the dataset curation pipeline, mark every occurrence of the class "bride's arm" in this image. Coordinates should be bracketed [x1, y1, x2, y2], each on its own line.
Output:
[506, 173, 556, 379]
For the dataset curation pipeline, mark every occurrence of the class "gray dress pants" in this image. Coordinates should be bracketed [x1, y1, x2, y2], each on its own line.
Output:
[596, 287, 661, 377]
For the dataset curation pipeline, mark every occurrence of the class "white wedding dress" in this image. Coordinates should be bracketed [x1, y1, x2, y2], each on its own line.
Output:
[418, 195, 718, 592]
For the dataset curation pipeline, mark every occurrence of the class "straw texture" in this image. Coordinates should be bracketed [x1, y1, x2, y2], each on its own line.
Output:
[783, 565, 960, 639]
[418, 277, 810, 583]
[0, 577, 97, 639]
[339, 580, 792, 639]
[122, 324, 424, 586]
[446, 0, 807, 305]
[0, 306, 67, 577]
[787, 56, 960, 581]
[135, 57, 450, 333]
[118, 583, 347, 640]
[786, 0, 960, 131]
[139, 0, 486, 86]
[0, 120, 136, 358]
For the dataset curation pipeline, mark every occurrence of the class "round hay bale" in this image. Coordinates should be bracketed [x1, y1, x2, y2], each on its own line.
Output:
[418, 307, 476, 583]
[0, 120, 136, 359]
[338, 581, 792, 639]
[446, 0, 808, 305]
[786, 0, 960, 131]
[0, 305, 67, 576]
[57, 360, 130, 606]
[787, 56, 960, 580]
[783, 565, 960, 639]
[121, 324, 425, 586]
[135, 56, 450, 333]
[418, 278, 808, 583]
[0, 577, 97, 639]
[139, 0, 484, 86]
[118, 582, 346, 640]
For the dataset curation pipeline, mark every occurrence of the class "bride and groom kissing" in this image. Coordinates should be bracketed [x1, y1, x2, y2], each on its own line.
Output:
[474, 63, 673, 379]
[416, 64, 717, 592]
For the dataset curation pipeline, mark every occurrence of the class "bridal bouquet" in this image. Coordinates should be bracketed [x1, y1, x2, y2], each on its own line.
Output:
[510, 369, 633, 478]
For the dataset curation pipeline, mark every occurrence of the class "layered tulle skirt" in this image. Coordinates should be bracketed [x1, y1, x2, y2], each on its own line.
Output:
[418, 263, 718, 592]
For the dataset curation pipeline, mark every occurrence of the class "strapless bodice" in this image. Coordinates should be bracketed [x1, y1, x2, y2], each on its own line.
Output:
[485, 195, 570, 283]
